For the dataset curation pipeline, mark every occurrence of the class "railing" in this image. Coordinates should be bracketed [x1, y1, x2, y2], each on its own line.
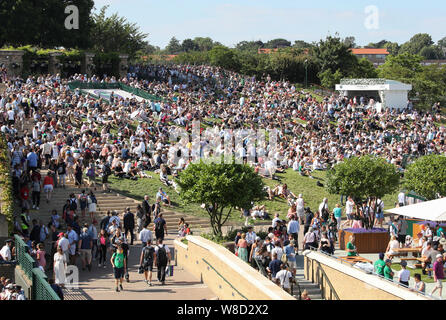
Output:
[304, 247, 439, 300]
[312, 259, 340, 300]
[14, 235, 36, 279]
[14, 235, 60, 300]
[32, 267, 60, 300]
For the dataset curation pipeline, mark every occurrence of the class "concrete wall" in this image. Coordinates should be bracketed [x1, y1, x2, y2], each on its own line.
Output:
[0, 50, 24, 78]
[304, 251, 430, 300]
[175, 236, 295, 300]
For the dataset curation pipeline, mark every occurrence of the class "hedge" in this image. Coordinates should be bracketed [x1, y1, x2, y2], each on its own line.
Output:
[0, 134, 14, 232]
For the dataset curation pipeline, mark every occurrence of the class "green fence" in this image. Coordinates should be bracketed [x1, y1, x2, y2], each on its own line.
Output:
[14, 235, 60, 300]
[67, 81, 164, 102]
[32, 267, 60, 300]
[14, 235, 36, 280]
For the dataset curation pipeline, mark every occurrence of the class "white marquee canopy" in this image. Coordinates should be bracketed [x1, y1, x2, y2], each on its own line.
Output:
[386, 197, 446, 221]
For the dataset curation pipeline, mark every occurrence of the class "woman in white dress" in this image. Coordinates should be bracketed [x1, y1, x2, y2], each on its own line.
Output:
[87, 191, 97, 221]
[53, 246, 67, 287]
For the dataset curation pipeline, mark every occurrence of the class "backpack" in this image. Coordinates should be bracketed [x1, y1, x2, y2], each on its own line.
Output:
[143, 246, 154, 263]
[70, 199, 77, 211]
[91, 195, 97, 204]
[156, 245, 168, 266]
[155, 219, 164, 233]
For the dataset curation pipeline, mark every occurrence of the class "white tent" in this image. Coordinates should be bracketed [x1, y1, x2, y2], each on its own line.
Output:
[386, 197, 446, 221]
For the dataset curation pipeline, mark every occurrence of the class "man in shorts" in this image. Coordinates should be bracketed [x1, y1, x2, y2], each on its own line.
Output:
[111, 244, 126, 292]
[139, 239, 155, 286]
[78, 227, 93, 271]
[431, 254, 445, 297]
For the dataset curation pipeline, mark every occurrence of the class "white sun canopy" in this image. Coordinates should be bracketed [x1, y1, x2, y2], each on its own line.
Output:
[386, 197, 446, 221]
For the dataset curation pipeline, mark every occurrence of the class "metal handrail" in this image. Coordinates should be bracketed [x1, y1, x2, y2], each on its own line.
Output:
[304, 247, 440, 300]
[313, 259, 340, 300]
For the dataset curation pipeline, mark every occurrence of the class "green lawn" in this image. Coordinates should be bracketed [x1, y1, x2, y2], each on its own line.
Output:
[107, 168, 400, 225]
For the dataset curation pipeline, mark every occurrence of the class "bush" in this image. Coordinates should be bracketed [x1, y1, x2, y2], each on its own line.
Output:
[0, 134, 14, 232]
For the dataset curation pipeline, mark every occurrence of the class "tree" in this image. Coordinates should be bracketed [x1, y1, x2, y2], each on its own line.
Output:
[367, 40, 389, 48]
[438, 37, 446, 49]
[235, 40, 264, 52]
[399, 33, 434, 55]
[326, 156, 400, 229]
[176, 161, 265, 236]
[318, 68, 343, 89]
[0, 0, 94, 48]
[343, 36, 356, 48]
[264, 38, 291, 48]
[208, 46, 240, 71]
[419, 45, 445, 59]
[404, 155, 446, 200]
[383, 42, 400, 55]
[378, 52, 423, 81]
[181, 38, 198, 52]
[165, 36, 182, 54]
[293, 40, 312, 49]
[350, 58, 378, 78]
[91, 6, 147, 57]
[193, 37, 215, 51]
[312, 35, 358, 87]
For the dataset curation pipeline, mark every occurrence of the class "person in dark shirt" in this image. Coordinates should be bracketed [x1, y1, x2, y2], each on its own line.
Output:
[267, 253, 282, 280]
[100, 211, 111, 231]
[49, 279, 64, 300]
[123, 208, 135, 245]
[29, 219, 40, 243]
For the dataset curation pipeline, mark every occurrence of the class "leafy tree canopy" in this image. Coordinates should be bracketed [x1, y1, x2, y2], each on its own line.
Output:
[404, 155, 446, 200]
[176, 161, 265, 236]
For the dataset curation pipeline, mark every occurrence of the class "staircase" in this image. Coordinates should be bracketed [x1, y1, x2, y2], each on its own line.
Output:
[293, 255, 324, 300]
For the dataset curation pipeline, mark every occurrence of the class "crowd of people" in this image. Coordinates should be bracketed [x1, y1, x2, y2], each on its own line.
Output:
[0, 61, 445, 299]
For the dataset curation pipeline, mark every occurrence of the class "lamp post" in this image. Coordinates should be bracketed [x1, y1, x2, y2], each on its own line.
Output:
[304, 59, 308, 89]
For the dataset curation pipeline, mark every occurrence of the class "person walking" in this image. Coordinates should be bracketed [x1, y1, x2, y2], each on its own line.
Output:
[432, 254, 445, 297]
[111, 244, 126, 292]
[87, 191, 97, 222]
[53, 247, 67, 287]
[139, 222, 153, 247]
[154, 238, 171, 285]
[79, 227, 93, 271]
[153, 213, 167, 241]
[139, 239, 155, 286]
[97, 229, 108, 268]
[123, 207, 135, 245]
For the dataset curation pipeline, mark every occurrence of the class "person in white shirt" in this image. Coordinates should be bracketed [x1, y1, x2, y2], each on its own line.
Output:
[342, 197, 355, 228]
[139, 224, 153, 246]
[271, 241, 283, 261]
[0, 240, 13, 261]
[57, 233, 70, 262]
[398, 191, 406, 207]
[272, 213, 281, 228]
[397, 260, 411, 287]
[275, 264, 293, 294]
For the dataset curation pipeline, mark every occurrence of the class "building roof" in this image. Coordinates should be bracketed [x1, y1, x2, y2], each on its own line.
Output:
[258, 48, 279, 54]
[351, 48, 390, 55]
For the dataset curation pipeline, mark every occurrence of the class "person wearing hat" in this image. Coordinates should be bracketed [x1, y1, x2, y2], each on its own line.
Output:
[374, 253, 386, 276]
[431, 254, 445, 297]
[57, 232, 70, 262]
[0, 239, 13, 261]
[383, 259, 394, 281]
[397, 260, 410, 287]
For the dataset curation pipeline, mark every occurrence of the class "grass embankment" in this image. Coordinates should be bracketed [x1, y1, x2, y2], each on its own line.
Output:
[108, 168, 400, 226]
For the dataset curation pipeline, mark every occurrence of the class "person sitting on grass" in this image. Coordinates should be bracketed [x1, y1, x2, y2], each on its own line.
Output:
[156, 187, 171, 207]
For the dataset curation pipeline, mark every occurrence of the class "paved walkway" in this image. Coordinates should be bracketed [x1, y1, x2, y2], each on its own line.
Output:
[59, 234, 217, 300]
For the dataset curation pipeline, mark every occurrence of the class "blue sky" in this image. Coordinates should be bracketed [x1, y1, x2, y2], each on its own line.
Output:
[93, 0, 446, 48]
